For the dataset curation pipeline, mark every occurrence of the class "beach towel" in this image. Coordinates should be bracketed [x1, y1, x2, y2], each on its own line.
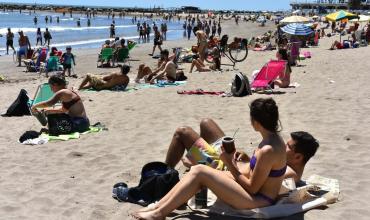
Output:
[187, 175, 339, 219]
[21, 124, 106, 144]
[177, 89, 225, 96]
[135, 81, 187, 89]
[83, 85, 137, 92]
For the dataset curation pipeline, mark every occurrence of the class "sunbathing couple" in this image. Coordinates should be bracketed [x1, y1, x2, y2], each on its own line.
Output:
[78, 65, 130, 91]
[135, 49, 186, 84]
[131, 98, 319, 219]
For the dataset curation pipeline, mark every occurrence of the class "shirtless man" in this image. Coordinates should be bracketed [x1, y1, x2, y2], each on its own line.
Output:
[78, 64, 130, 91]
[17, 31, 31, 67]
[135, 49, 178, 83]
[164, 118, 319, 184]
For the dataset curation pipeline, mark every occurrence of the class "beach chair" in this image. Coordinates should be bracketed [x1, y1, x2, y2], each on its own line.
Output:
[97, 48, 114, 67]
[29, 83, 60, 126]
[24, 48, 48, 72]
[40, 56, 63, 76]
[251, 60, 287, 90]
[31, 83, 55, 106]
[113, 47, 130, 66]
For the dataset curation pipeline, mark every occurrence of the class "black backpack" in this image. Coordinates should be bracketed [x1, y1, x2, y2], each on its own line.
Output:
[231, 72, 252, 97]
[113, 162, 179, 206]
[2, 89, 31, 117]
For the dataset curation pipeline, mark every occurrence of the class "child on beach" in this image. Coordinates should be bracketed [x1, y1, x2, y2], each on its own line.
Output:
[61, 46, 76, 77]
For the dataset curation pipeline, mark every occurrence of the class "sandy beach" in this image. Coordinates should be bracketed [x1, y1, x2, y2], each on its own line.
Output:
[1, 19, 370, 220]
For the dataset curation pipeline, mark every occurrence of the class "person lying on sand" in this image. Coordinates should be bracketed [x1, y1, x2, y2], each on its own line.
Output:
[78, 65, 130, 91]
[131, 98, 289, 219]
[164, 118, 319, 184]
[135, 49, 185, 83]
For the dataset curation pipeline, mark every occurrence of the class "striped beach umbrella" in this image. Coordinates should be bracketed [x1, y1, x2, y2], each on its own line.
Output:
[281, 23, 314, 36]
[325, 10, 358, 22]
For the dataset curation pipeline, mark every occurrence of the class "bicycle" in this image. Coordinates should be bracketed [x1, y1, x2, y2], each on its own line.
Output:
[205, 35, 248, 68]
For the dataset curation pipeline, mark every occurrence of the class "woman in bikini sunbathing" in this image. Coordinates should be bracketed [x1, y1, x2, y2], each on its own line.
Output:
[31, 76, 90, 133]
[131, 98, 286, 220]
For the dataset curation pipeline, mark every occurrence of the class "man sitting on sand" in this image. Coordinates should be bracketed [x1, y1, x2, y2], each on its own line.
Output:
[164, 118, 319, 183]
[78, 64, 130, 91]
[135, 49, 185, 83]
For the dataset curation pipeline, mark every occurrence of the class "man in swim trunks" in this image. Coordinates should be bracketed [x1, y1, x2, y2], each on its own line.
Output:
[78, 64, 130, 91]
[164, 118, 319, 183]
[17, 31, 31, 67]
[135, 49, 180, 84]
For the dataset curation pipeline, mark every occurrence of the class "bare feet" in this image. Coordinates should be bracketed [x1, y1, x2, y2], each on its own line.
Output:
[130, 210, 164, 220]
[137, 203, 158, 213]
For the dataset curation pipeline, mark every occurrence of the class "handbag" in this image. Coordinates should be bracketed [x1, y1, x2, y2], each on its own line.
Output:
[47, 113, 73, 136]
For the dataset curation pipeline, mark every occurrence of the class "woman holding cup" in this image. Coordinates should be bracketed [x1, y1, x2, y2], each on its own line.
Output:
[132, 98, 286, 219]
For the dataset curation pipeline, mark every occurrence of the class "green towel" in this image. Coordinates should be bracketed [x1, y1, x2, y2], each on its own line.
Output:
[41, 126, 105, 141]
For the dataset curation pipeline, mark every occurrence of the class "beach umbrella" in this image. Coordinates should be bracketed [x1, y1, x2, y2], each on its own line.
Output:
[325, 10, 358, 22]
[281, 23, 314, 36]
[281, 15, 310, 24]
[349, 15, 370, 23]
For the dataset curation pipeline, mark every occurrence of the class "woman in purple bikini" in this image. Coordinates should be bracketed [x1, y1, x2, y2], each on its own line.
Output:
[131, 98, 287, 220]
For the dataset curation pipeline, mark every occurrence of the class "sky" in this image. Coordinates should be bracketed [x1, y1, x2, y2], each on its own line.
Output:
[0, 0, 292, 11]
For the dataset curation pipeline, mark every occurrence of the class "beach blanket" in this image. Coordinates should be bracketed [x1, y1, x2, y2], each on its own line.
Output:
[84, 81, 186, 92]
[135, 81, 187, 89]
[177, 89, 226, 96]
[187, 175, 339, 219]
[84, 86, 138, 92]
[21, 125, 106, 145]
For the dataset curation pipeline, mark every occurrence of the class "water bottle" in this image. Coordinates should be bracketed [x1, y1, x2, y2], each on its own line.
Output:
[195, 161, 208, 209]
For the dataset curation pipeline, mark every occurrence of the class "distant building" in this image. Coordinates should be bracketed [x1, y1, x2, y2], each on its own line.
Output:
[181, 6, 201, 13]
[290, 0, 370, 10]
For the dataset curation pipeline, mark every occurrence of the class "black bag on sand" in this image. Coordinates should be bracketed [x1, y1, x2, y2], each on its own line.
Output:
[19, 130, 40, 143]
[231, 72, 252, 97]
[47, 113, 73, 136]
[112, 162, 179, 206]
[2, 89, 31, 117]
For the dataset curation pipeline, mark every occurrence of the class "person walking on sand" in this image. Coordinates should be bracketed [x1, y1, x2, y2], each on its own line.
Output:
[5, 28, 15, 55]
[61, 46, 76, 77]
[149, 27, 163, 56]
[217, 23, 222, 37]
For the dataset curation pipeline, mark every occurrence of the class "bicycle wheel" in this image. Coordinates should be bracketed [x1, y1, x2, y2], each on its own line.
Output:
[229, 44, 248, 62]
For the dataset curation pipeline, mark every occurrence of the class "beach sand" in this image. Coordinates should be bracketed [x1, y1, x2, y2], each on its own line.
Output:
[0, 20, 369, 219]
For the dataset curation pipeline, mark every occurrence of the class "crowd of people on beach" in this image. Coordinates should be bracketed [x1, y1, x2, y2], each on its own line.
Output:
[3, 7, 370, 219]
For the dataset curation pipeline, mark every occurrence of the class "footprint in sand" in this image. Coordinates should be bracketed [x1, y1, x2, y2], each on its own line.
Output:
[67, 151, 84, 158]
